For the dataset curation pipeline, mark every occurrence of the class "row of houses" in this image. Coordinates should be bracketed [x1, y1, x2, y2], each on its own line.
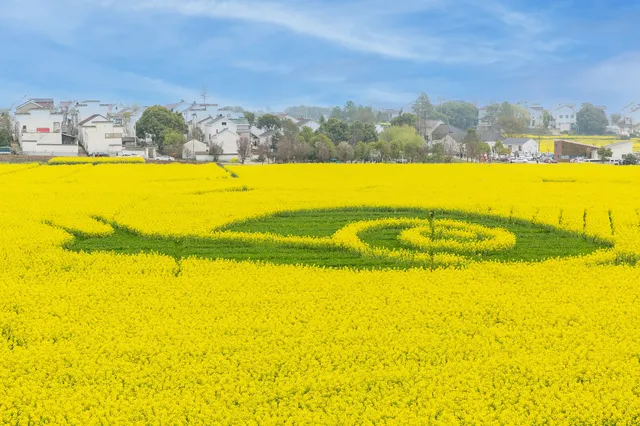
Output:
[476, 103, 640, 136]
[6, 98, 326, 159]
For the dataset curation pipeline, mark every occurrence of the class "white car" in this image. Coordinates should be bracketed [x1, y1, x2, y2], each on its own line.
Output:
[510, 157, 528, 164]
[156, 156, 175, 162]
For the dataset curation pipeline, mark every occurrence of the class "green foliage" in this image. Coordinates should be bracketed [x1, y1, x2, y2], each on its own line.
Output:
[319, 118, 350, 144]
[379, 126, 425, 161]
[0, 128, 11, 147]
[349, 121, 378, 144]
[463, 129, 481, 160]
[411, 93, 433, 120]
[297, 127, 315, 145]
[390, 113, 418, 128]
[485, 102, 530, 137]
[622, 154, 637, 165]
[244, 112, 256, 127]
[435, 101, 478, 130]
[256, 114, 282, 131]
[67, 208, 608, 270]
[597, 147, 613, 162]
[136, 106, 187, 146]
[543, 110, 552, 130]
[313, 134, 336, 162]
[577, 103, 609, 135]
[354, 141, 372, 162]
[336, 142, 355, 162]
[162, 130, 186, 157]
[492, 140, 509, 155]
[610, 113, 621, 125]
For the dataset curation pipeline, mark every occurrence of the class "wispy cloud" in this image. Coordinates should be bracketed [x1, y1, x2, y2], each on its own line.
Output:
[578, 52, 640, 99]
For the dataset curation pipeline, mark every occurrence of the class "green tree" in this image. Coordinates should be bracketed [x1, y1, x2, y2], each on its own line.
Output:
[297, 127, 315, 145]
[496, 103, 530, 137]
[436, 101, 478, 130]
[379, 126, 425, 161]
[336, 142, 354, 162]
[256, 114, 282, 131]
[0, 128, 11, 147]
[542, 110, 552, 130]
[162, 130, 186, 157]
[463, 129, 481, 160]
[343, 101, 357, 122]
[313, 134, 336, 162]
[429, 142, 447, 163]
[577, 104, 608, 135]
[390, 113, 418, 128]
[136, 106, 187, 147]
[244, 112, 256, 127]
[354, 141, 371, 162]
[319, 118, 350, 144]
[610, 113, 621, 125]
[597, 147, 613, 162]
[412, 93, 433, 121]
[492, 140, 509, 155]
[330, 107, 342, 119]
[622, 153, 637, 165]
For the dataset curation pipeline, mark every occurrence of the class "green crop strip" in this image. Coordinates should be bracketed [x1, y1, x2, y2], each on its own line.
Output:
[65, 207, 610, 270]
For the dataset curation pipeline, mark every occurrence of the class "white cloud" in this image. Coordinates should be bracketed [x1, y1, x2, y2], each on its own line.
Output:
[578, 52, 640, 99]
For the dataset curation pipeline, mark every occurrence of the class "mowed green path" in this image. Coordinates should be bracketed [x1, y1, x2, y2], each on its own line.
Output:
[66, 208, 609, 270]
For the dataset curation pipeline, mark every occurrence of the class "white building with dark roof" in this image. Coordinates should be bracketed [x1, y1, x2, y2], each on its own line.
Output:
[502, 138, 539, 156]
[78, 114, 124, 156]
[604, 141, 633, 161]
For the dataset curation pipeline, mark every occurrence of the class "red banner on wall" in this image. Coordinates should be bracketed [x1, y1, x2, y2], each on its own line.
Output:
[36, 128, 51, 133]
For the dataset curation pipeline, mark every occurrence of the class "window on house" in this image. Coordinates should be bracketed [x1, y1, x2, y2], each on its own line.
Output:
[53, 122, 61, 132]
[222, 122, 227, 126]
[519, 146, 522, 151]
[22, 125, 26, 132]
[571, 115, 574, 119]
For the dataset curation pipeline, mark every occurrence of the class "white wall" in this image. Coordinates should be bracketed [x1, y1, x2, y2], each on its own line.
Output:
[505, 140, 539, 155]
[609, 144, 633, 161]
[555, 106, 576, 132]
[204, 119, 238, 143]
[75, 102, 115, 123]
[81, 122, 124, 155]
[212, 131, 239, 155]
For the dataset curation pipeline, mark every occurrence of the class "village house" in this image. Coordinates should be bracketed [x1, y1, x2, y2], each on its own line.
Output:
[211, 129, 240, 161]
[182, 139, 213, 162]
[430, 123, 466, 157]
[14, 99, 78, 156]
[78, 114, 124, 156]
[604, 141, 634, 161]
[502, 138, 539, 156]
[553, 105, 577, 133]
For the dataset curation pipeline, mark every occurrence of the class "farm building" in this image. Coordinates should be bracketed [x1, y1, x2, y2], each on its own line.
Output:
[604, 141, 634, 161]
[502, 138, 539, 156]
[182, 139, 213, 162]
[554, 140, 599, 162]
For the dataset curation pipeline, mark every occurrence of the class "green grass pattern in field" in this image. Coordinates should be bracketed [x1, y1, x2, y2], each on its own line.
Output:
[65, 207, 610, 270]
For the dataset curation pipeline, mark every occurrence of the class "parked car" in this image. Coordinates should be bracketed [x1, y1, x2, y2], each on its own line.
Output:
[91, 152, 108, 157]
[156, 156, 175, 162]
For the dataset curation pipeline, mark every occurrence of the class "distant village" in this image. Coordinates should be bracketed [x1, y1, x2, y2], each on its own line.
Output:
[0, 97, 638, 164]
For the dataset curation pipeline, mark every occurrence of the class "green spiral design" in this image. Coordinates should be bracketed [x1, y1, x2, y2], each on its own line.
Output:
[63, 207, 612, 270]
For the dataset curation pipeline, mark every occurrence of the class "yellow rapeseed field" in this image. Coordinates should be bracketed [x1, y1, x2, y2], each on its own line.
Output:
[1, 162, 640, 424]
[520, 134, 640, 153]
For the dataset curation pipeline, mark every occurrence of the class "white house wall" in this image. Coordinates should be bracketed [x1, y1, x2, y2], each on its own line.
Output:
[81, 122, 124, 155]
[609, 144, 633, 161]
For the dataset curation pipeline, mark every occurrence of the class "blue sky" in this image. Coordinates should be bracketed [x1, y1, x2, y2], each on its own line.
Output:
[0, 0, 638, 112]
